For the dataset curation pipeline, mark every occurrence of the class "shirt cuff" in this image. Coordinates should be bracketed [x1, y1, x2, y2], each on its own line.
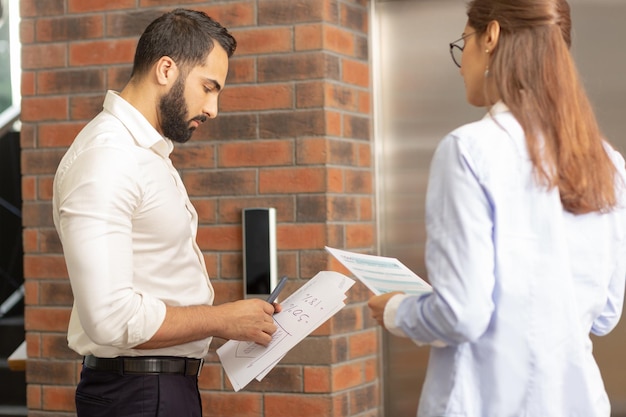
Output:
[126, 297, 167, 346]
[384, 293, 448, 348]
[383, 294, 411, 338]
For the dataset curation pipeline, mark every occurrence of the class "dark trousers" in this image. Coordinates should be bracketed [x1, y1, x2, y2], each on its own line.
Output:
[75, 365, 202, 417]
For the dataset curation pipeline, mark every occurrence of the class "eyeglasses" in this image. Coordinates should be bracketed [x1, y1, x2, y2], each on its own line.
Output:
[449, 32, 476, 68]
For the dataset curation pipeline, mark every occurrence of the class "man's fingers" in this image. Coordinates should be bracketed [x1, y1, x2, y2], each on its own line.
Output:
[263, 321, 277, 334]
[255, 329, 274, 346]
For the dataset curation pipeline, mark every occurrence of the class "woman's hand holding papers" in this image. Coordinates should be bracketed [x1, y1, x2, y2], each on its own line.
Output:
[368, 291, 404, 329]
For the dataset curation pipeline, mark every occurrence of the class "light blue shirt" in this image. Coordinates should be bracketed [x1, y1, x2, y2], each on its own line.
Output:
[384, 103, 626, 417]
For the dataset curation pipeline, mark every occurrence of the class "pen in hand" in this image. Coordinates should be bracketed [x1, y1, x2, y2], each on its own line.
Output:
[267, 275, 288, 304]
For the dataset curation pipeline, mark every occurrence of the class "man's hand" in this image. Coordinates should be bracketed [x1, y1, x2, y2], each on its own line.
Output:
[212, 299, 278, 346]
[135, 299, 281, 350]
[367, 292, 403, 328]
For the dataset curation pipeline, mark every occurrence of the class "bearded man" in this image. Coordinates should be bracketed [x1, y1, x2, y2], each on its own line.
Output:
[52, 9, 278, 417]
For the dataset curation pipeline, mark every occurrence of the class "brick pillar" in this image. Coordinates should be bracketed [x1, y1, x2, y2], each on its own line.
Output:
[20, 1, 379, 416]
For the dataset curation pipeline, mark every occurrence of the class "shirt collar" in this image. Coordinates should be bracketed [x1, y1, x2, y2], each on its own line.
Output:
[483, 100, 510, 119]
[103, 90, 174, 158]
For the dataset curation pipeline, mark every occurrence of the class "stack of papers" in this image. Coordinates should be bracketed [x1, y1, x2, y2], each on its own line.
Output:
[325, 246, 432, 296]
[217, 271, 355, 391]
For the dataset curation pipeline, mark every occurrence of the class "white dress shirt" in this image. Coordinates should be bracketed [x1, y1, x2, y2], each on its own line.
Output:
[384, 102, 626, 417]
[53, 91, 214, 359]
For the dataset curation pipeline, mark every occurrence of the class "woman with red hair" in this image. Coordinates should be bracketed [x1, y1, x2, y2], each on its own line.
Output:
[369, 1, 626, 416]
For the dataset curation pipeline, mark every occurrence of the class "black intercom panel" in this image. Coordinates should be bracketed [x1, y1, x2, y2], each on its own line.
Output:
[242, 208, 277, 299]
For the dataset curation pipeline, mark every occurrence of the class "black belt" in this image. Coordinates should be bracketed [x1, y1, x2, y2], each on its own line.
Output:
[83, 355, 203, 376]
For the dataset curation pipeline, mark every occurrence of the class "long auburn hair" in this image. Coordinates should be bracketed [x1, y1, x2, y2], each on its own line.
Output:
[467, 0, 618, 214]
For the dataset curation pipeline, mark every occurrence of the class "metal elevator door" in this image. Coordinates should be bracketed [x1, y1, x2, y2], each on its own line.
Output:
[371, 1, 626, 416]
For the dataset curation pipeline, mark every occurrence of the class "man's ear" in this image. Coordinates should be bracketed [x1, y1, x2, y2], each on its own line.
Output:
[154, 56, 178, 86]
[484, 20, 501, 52]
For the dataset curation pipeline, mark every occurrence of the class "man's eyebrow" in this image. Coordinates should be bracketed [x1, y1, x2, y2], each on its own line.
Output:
[205, 78, 222, 92]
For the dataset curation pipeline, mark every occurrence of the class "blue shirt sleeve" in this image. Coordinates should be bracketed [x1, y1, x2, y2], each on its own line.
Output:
[396, 133, 496, 345]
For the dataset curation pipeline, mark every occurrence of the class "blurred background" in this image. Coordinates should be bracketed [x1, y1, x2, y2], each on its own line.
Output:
[371, 0, 626, 415]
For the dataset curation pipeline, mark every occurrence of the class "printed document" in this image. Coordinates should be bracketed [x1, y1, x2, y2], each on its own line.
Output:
[325, 246, 432, 296]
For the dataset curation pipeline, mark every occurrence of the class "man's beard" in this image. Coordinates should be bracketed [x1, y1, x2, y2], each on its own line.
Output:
[159, 78, 207, 143]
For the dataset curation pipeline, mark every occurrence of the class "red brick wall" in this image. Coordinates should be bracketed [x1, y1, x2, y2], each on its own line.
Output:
[20, 0, 380, 416]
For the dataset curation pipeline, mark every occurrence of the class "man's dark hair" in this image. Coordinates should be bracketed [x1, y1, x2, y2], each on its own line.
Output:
[130, 8, 237, 78]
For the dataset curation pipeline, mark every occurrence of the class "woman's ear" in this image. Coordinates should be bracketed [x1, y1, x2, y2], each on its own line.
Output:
[154, 56, 178, 86]
[484, 20, 501, 52]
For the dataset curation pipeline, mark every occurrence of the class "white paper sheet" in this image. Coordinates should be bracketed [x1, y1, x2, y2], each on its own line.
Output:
[217, 271, 354, 391]
[325, 246, 432, 296]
